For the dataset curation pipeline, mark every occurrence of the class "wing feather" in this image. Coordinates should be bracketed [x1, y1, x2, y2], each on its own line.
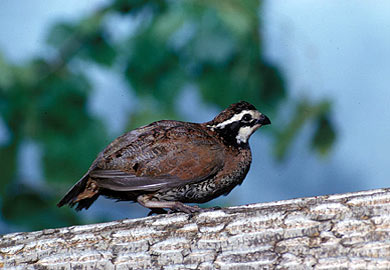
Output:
[89, 169, 184, 191]
[89, 121, 224, 192]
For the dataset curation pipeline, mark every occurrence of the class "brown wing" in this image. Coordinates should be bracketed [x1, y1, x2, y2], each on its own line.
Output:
[57, 121, 224, 209]
[88, 120, 224, 192]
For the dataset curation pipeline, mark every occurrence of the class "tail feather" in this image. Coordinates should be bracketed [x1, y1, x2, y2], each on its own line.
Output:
[74, 194, 99, 211]
[57, 173, 98, 211]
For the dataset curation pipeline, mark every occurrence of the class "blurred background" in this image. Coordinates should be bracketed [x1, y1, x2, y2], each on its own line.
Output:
[1, 0, 389, 234]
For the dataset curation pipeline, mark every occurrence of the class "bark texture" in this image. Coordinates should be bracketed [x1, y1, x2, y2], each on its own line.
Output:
[2, 188, 390, 270]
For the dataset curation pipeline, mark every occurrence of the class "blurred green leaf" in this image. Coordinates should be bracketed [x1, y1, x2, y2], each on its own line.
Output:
[79, 31, 117, 66]
[0, 142, 18, 194]
[39, 75, 89, 124]
[188, 14, 237, 64]
[214, 1, 258, 38]
[153, 7, 186, 40]
[43, 120, 107, 184]
[111, 0, 167, 14]
[312, 115, 336, 156]
[258, 64, 286, 111]
[125, 33, 182, 106]
[275, 100, 334, 160]
[47, 16, 116, 67]
[2, 184, 81, 231]
[0, 53, 13, 88]
[46, 22, 76, 48]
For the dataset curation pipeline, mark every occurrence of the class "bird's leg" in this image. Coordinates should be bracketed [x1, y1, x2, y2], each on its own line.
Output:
[137, 195, 203, 214]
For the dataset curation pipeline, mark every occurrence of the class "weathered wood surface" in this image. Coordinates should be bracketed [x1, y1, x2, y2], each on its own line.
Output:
[2, 188, 390, 269]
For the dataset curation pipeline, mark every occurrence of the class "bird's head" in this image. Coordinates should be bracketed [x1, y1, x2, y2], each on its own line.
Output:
[206, 101, 271, 147]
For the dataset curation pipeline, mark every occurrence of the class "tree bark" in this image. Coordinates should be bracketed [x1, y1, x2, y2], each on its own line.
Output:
[2, 188, 390, 269]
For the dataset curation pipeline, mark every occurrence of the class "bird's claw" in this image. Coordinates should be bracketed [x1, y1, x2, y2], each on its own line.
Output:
[148, 204, 222, 217]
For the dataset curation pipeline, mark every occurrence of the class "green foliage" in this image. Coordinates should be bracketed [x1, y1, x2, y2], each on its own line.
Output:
[0, 0, 337, 232]
[122, 0, 287, 114]
[111, 0, 166, 15]
[46, 23, 76, 48]
[0, 45, 107, 231]
[274, 99, 335, 160]
[0, 142, 18, 194]
[2, 184, 81, 231]
[312, 115, 336, 156]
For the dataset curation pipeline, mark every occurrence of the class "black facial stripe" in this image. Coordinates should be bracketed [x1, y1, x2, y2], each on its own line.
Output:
[215, 120, 253, 147]
[246, 120, 257, 127]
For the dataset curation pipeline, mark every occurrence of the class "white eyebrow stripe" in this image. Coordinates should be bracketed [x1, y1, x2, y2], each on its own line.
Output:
[214, 110, 257, 129]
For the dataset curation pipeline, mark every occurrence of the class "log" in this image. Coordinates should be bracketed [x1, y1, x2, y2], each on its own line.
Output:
[2, 188, 390, 269]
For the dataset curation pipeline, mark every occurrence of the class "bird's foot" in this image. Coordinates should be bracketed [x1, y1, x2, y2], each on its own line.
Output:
[167, 203, 204, 215]
[147, 204, 222, 216]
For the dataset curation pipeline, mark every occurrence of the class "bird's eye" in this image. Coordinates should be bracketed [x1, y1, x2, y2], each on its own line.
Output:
[242, 113, 252, 122]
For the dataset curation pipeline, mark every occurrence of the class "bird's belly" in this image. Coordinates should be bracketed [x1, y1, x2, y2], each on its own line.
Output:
[155, 164, 250, 203]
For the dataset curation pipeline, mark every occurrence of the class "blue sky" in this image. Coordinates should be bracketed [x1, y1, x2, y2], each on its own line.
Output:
[263, 0, 390, 190]
[1, 1, 389, 221]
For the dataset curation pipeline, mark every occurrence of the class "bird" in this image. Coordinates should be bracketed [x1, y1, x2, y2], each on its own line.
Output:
[57, 101, 271, 214]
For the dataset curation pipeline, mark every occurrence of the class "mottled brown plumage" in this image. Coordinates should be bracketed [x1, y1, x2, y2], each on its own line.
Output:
[57, 101, 270, 214]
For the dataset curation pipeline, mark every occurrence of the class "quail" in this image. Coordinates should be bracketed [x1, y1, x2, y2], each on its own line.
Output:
[57, 101, 271, 214]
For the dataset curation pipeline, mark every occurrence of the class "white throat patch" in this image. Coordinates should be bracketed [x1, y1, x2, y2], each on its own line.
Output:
[236, 125, 260, 144]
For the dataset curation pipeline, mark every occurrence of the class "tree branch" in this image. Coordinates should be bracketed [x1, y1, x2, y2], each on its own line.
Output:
[2, 188, 390, 269]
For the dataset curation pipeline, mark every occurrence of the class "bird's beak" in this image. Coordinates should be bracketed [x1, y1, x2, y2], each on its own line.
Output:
[257, 114, 271, 126]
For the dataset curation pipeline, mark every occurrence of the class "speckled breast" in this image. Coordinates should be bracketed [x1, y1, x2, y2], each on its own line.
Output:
[155, 151, 252, 204]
